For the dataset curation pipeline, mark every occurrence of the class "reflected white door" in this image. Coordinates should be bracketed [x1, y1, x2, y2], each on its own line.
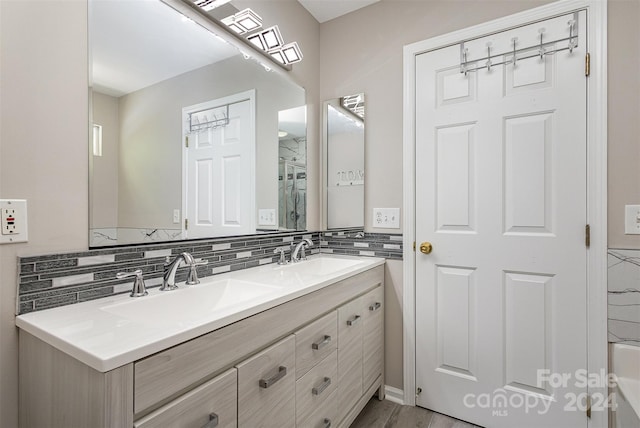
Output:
[184, 93, 255, 238]
[415, 11, 588, 428]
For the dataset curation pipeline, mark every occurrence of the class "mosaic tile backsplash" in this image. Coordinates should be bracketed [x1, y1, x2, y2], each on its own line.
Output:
[17, 229, 402, 315]
[608, 248, 640, 347]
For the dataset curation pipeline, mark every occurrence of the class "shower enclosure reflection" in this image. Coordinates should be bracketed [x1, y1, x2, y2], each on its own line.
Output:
[278, 106, 307, 230]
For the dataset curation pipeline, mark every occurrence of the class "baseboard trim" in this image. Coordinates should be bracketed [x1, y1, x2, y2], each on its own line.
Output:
[384, 385, 405, 405]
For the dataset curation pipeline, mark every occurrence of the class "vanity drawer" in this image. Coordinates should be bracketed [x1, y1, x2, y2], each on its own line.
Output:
[295, 310, 337, 379]
[134, 368, 237, 428]
[237, 335, 295, 428]
[299, 389, 338, 428]
[295, 350, 337, 425]
[362, 285, 384, 390]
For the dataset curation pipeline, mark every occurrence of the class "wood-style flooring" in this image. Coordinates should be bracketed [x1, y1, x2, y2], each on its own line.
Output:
[351, 398, 483, 428]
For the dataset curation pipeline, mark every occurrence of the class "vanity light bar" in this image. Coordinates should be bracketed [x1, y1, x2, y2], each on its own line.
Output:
[247, 26, 284, 51]
[221, 8, 263, 35]
[270, 42, 303, 65]
[193, 0, 232, 12]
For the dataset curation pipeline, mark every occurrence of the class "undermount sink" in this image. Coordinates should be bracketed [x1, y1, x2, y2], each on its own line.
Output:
[101, 279, 280, 326]
[279, 256, 365, 276]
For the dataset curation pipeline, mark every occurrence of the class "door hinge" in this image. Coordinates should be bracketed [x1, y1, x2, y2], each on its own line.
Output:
[585, 53, 590, 77]
[185, 219, 189, 230]
[413, 241, 416, 252]
[586, 394, 592, 418]
[585, 224, 590, 248]
[416, 387, 422, 396]
[185, 135, 189, 148]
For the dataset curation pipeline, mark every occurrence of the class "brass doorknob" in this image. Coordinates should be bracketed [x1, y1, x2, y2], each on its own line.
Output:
[419, 242, 433, 254]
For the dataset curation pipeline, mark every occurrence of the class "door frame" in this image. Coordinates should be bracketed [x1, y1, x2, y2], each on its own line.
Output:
[402, 1, 607, 427]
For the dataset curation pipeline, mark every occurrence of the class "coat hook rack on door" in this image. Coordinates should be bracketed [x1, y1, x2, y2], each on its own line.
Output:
[459, 12, 579, 75]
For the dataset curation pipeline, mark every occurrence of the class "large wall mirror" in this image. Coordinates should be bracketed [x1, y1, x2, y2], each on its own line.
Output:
[89, 0, 306, 247]
[323, 94, 365, 229]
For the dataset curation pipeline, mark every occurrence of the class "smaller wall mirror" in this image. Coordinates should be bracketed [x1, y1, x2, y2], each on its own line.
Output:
[323, 94, 365, 229]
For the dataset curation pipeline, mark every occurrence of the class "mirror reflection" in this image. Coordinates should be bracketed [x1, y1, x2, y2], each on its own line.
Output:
[89, 0, 306, 247]
[325, 94, 365, 229]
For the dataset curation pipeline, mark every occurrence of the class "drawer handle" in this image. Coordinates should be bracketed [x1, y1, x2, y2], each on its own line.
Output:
[323, 418, 332, 428]
[312, 377, 331, 396]
[312, 335, 332, 350]
[369, 302, 382, 312]
[259, 366, 287, 389]
[202, 413, 218, 428]
[346, 315, 360, 326]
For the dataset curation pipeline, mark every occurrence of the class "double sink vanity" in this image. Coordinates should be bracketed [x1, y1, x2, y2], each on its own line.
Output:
[16, 253, 385, 428]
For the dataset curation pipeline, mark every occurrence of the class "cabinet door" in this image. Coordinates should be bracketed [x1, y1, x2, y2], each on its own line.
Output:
[134, 368, 237, 428]
[295, 311, 337, 379]
[295, 350, 337, 425]
[337, 296, 364, 422]
[362, 285, 384, 390]
[237, 335, 295, 428]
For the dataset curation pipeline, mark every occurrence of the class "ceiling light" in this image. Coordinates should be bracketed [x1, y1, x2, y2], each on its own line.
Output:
[270, 42, 303, 65]
[247, 26, 284, 52]
[222, 8, 263, 35]
[193, 0, 232, 12]
[279, 130, 288, 138]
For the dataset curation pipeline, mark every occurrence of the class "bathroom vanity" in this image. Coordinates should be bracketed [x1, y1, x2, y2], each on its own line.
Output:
[16, 255, 385, 428]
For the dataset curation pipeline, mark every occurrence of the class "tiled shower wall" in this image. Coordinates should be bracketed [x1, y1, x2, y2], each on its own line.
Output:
[608, 248, 640, 346]
[17, 230, 402, 315]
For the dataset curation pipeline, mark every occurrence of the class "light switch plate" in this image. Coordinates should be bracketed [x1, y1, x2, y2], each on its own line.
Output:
[0, 199, 28, 244]
[258, 209, 276, 226]
[624, 205, 640, 235]
[373, 208, 400, 229]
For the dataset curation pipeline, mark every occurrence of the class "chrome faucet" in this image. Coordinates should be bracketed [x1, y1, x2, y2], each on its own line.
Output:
[291, 238, 313, 263]
[161, 252, 195, 291]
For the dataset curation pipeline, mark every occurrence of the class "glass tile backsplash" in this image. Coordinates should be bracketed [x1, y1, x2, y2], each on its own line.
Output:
[17, 230, 402, 314]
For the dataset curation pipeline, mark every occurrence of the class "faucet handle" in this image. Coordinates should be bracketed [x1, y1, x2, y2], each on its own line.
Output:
[274, 247, 288, 265]
[116, 269, 148, 297]
[185, 258, 208, 285]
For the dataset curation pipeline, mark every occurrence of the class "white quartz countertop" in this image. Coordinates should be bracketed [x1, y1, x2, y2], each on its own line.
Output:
[16, 254, 384, 372]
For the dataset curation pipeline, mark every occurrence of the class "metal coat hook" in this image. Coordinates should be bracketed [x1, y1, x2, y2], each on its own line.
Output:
[568, 19, 577, 53]
[538, 28, 546, 60]
[460, 47, 469, 76]
[511, 37, 518, 67]
[485, 42, 492, 71]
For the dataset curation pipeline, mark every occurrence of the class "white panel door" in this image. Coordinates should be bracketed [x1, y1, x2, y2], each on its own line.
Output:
[185, 95, 255, 238]
[415, 11, 588, 428]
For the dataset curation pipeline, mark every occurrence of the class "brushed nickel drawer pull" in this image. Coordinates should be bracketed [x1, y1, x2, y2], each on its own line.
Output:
[312, 377, 331, 396]
[259, 366, 287, 388]
[202, 413, 218, 428]
[346, 315, 360, 326]
[312, 335, 332, 350]
[323, 418, 331, 428]
[369, 302, 382, 311]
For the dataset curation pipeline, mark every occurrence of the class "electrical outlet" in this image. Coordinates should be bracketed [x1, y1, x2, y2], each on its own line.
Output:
[625, 205, 640, 235]
[372, 208, 400, 229]
[0, 199, 28, 244]
[173, 209, 181, 224]
[258, 209, 276, 226]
